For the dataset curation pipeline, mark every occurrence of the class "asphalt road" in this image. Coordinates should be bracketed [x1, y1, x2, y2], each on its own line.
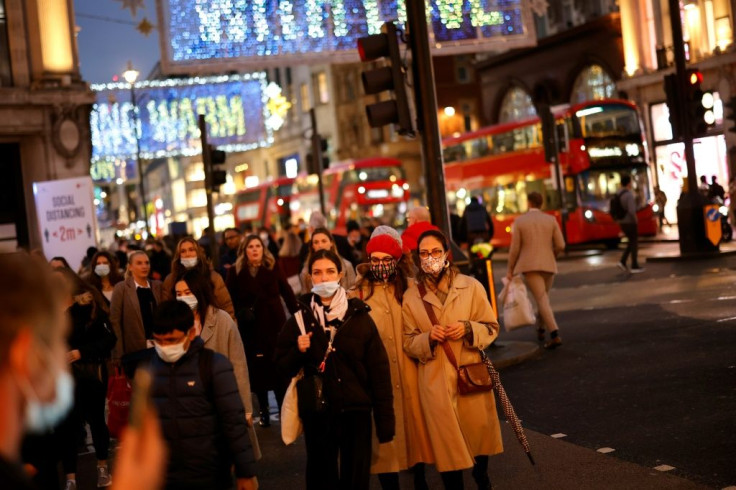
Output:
[67, 242, 735, 489]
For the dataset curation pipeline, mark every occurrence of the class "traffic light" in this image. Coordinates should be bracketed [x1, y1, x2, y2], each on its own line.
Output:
[306, 136, 329, 175]
[208, 145, 227, 190]
[664, 74, 683, 140]
[357, 22, 413, 135]
[684, 69, 708, 136]
[724, 96, 736, 133]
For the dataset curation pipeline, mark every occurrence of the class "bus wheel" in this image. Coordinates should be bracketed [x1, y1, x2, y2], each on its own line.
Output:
[604, 238, 620, 249]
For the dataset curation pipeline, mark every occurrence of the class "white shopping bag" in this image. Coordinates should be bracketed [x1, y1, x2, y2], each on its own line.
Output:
[500, 276, 536, 331]
[281, 311, 306, 445]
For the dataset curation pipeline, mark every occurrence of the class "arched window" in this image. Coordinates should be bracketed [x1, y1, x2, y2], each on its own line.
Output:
[571, 64, 616, 104]
[498, 86, 537, 123]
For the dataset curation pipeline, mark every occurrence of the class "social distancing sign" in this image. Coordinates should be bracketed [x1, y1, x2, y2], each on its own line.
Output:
[34, 176, 98, 270]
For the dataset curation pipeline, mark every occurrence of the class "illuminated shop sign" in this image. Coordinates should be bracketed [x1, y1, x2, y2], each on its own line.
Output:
[90, 73, 272, 163]
[160, 0, 534, 73]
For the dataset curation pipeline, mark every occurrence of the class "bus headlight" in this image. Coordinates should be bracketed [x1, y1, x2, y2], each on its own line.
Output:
[720, 205, 729, 216]
[584, 209, 595, 222]
[652, 204, 660, 213]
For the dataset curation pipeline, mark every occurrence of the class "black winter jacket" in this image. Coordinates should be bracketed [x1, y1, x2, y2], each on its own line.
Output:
[150, 337, 255, 489]
[275, 294, 395, 443]
[67, 303, 116, 374]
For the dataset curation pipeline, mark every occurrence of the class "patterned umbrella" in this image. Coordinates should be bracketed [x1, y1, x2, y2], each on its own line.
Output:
[480, 350, 535, 465]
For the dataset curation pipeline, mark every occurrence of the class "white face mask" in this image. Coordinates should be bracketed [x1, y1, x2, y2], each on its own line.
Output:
[94, 264, 110, 277]
[177, 294, 198, 311]
[16, 349, 74, 433]
[154, 338, 189, 364]
[420, 253, 448, 275]
[312, 280, 341, 298]
[180, 257, 198, 269]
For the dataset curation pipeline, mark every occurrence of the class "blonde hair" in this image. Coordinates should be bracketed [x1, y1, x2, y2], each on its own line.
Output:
[235, 235, 275, 274]
[126, 250, 149, 278]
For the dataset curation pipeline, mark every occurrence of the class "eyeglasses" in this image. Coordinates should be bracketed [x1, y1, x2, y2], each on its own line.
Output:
[370, 257, 395, 266]
[418, 249, 445, 260]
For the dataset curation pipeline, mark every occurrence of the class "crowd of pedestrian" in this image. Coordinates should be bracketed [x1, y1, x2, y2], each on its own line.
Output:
[2, 196, 568, 490]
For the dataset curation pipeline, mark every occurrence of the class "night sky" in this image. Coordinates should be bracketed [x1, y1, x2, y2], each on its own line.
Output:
[73, 0, 160, 83]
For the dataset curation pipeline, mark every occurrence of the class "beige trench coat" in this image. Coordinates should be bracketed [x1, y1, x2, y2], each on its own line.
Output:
[402, 273, 503, 472]
[350, 279, 435, 474]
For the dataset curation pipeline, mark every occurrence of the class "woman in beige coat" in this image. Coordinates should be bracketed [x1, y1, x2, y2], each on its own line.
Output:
[350, 229, 434, 490]
[161, 237, 235, 320]
[403, 229, 502, 489]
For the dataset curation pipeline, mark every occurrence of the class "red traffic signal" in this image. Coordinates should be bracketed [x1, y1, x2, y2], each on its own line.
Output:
[688, 70, 704, 86]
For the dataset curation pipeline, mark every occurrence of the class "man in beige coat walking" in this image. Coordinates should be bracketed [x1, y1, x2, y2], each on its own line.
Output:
[506, 192, 566, 349]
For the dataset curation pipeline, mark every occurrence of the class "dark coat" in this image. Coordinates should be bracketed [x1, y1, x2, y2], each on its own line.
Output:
[226, 264, 299, 392]
[150, 338, 255, 489]
[275, 295, 395, 443]
[67, 303, 116, 363]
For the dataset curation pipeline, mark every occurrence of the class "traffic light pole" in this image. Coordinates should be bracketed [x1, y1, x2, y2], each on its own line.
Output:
[198, 114, 219, 267]
[310, 108, 327, 218]
[667, 0, 717, 254]
[405, 0, 452, 239]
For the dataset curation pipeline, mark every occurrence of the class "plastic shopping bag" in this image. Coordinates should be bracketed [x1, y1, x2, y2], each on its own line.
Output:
[281, 370, 304, 445]
[107, 366, 132, 438]
[501, 276, 536, 331]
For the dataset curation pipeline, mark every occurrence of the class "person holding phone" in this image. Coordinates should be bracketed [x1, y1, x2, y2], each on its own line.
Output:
[275, 249, 394, 490]
[403, 229, 503, 490]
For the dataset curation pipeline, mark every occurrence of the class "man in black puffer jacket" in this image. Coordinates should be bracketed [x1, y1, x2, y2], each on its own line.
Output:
[150, 301, 257, 490]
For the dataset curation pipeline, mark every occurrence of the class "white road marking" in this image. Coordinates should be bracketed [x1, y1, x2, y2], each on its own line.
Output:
[654, 464, 676, 472]
[597, 447, 615, 454]
[550, 433, 567, 438]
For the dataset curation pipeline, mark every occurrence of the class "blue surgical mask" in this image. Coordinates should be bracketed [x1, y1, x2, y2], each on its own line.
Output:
[94, 264, 110, 277]
[180, 257, 198, 269]
[16, 350, 74, 433]
[312, 281, 340, 298]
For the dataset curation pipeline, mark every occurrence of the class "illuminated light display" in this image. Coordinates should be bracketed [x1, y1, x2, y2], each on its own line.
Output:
[160, 0, 533, 73]
[90, 74, 274, 163]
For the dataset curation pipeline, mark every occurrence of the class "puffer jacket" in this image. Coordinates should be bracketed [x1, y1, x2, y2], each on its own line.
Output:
[275, 294, 395, 443]
[149, 337, 255, 489]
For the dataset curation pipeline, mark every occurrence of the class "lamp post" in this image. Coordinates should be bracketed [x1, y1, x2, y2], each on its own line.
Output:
[123, 60, 150, 237]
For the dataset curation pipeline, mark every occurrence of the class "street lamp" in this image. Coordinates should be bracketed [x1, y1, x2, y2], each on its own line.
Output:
[123, 60, 150, 237]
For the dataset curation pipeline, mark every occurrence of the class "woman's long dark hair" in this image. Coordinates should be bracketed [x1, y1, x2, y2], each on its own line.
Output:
[174, 268, 218, 324]
[354, 257, 412, 304]
[415, 229, 458, 285]
[86, 251, 124, 293]
[54, 267, 108, 327]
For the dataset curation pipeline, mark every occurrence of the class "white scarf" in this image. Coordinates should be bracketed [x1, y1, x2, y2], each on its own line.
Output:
[310, 286, 348, 332]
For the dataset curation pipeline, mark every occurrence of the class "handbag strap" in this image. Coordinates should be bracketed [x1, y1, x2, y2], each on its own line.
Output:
[417, 283, 460, 370]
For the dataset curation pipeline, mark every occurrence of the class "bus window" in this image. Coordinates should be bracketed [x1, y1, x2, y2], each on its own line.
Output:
[577, 167, 651, 211]
[577, 104, 640, 139]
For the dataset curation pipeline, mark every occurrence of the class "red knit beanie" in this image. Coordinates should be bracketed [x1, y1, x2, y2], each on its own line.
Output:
[366, 234, 402, 261]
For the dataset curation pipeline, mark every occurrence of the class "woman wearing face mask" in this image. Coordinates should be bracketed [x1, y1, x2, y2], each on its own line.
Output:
[54, 268, 117, 490]
[403, 229, 502, 490]
[227, 234, 299, 427]
[161, 237, 236, 320]
[349, 228, 434, 490]
[110, 250, 163, 361]
[85, 251, 124, 310]
[258, 226, 280, 258]
[276, 249, 395, 490]
[300, 227, 356, 293]
[174, 268, 254, 427]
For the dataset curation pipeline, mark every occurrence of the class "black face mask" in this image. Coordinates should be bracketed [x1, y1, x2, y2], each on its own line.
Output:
[371, 261, 396, 282]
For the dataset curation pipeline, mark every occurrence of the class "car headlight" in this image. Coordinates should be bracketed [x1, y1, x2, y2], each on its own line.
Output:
[584, 209, 595, 222]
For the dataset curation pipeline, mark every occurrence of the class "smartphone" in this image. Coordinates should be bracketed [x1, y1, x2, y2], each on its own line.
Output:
[128, 368, 153, 430]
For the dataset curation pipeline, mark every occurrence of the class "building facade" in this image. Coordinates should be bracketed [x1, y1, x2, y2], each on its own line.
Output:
[617, 0, 735, 223]
[0, 0, 94, 252]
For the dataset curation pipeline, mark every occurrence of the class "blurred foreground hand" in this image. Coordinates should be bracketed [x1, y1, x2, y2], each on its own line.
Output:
[112, 407, 167, 490]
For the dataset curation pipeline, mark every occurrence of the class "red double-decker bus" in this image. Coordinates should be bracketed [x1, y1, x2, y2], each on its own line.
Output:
[290, 157, 409, 235]
[442, 99, 658, 248]
[232, 157, 409, 234]
[232, 176, 294, 231]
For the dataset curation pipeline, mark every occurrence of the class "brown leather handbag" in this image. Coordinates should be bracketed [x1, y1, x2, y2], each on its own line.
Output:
[417, 283, 493, 395]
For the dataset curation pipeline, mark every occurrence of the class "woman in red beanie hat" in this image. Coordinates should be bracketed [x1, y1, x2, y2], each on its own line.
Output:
[350, 231, 434, 489]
